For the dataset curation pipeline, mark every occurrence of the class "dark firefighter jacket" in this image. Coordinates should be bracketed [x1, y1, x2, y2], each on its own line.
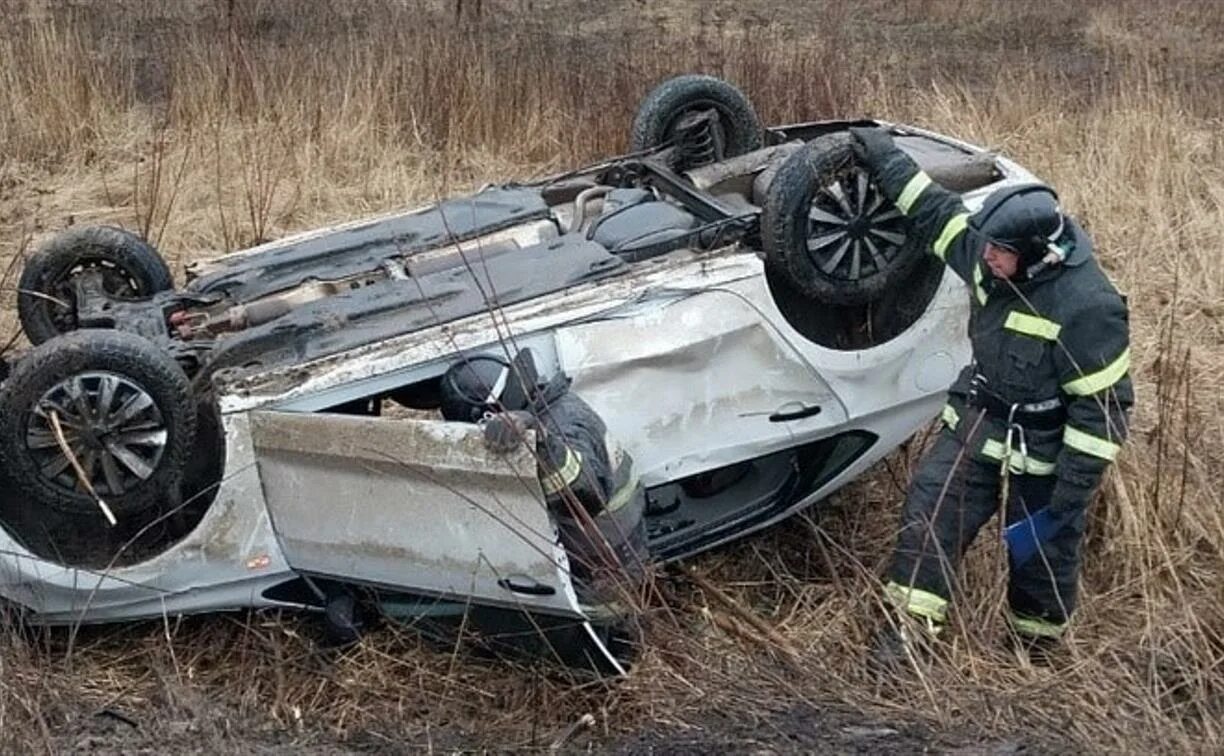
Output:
[529, 375, 645, 578]
[860, 142, 1134, 514]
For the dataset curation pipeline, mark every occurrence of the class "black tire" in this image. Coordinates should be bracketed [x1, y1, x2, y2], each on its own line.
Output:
[630, 75, 764, 167]
[761, 133, 926, 306]
[0, 330, 196, 521]
[18, 225, 174, 345]
[181, 396, 226, 511]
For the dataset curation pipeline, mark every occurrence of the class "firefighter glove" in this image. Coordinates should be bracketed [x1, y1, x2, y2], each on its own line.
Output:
[482, 410, 536, 454]
[848, 126, 897, 169]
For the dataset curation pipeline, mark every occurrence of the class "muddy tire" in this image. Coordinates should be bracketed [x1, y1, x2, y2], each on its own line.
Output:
[181, 396, 226, 510]
[0, 330, 196, 521]
[761, 134, 925, 306]
[18, 226, 173, 345]
[630, 75, 763, 167]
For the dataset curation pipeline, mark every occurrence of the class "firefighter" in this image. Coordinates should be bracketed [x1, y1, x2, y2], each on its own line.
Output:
[438, 349, 646, 589]
[848, 127, 1134, 660]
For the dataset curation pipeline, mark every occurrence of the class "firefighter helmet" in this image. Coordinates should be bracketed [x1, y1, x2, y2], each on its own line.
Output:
[439, 351, 538, 423]
[970, 183, 1065, 269]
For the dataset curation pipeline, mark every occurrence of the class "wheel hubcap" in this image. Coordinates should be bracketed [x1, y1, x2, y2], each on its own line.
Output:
[805, 167, 909, 282]
[26, 371, 167, 496]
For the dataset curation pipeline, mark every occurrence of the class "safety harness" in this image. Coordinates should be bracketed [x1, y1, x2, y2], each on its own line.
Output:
[966, 373, 1065, 431]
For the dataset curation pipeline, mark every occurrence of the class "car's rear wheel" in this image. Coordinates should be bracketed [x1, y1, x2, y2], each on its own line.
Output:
[18, 226, 174, 345]
[0, 330, 196, 522]
[630, 75, 764, 171]
[761, 133, 925, 306]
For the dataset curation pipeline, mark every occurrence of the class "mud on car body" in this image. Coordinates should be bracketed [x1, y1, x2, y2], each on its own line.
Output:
[0, 75, 1041, 672]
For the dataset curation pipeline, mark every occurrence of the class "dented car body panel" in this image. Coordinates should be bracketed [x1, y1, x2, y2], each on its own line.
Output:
[250, 411, 583, 618]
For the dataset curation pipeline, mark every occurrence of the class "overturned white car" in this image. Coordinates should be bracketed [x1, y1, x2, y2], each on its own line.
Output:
[0, 76, 1038, 671]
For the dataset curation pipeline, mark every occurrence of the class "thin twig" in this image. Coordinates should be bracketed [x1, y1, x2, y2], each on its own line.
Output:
[685, 565, 801, 665]
[47, 410, 116, 526]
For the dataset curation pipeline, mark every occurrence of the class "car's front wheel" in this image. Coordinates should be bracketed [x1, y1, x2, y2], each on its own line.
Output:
[761, 133, 925, 307]
[17, 225, 174, 345]
[0, 330, 197, 523]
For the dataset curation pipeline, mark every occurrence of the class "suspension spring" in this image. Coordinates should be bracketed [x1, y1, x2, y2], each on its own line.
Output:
[673, 111, 720, 170]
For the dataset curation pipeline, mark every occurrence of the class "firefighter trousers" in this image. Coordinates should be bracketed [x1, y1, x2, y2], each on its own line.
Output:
[886, 427, 1086, 637]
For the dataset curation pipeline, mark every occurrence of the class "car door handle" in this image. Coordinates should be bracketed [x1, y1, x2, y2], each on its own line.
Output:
[497, 575, 556, 596]
[769, 403, 822, 422]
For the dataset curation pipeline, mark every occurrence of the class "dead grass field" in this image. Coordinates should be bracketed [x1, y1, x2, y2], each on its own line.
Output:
[1, 0, 1223, 752]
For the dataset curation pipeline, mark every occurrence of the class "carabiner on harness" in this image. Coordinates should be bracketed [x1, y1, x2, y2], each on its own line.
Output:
[1001, 402, 1030, 477]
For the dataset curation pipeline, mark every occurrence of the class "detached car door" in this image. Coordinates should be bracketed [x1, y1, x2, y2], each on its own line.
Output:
[248, 410, 582, 618]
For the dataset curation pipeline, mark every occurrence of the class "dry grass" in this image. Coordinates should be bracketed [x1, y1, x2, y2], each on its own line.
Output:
[1, 0, 1223, 752]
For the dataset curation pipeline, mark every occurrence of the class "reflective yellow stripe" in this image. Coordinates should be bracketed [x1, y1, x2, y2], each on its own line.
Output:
[1063, 425, 1121, 462]
[981, 439, 1057, 475]
[1008, 611, 1067, 639]
[540, 448, 582, 495]
[940, 404, 959, 430]
[1062, 348, 1131, 396]
[972, 263, 988, 305]
[605, 477, 637, 513]
[896, 171, 932, 215]
[885, 581, 948, 623]
[933, 213, 970, 260]
[1004, 311, 1062, 341]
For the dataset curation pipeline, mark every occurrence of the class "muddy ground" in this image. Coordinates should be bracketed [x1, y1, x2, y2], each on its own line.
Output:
[40, 674, 1044, 755]
[63, 713, 1036, 755]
